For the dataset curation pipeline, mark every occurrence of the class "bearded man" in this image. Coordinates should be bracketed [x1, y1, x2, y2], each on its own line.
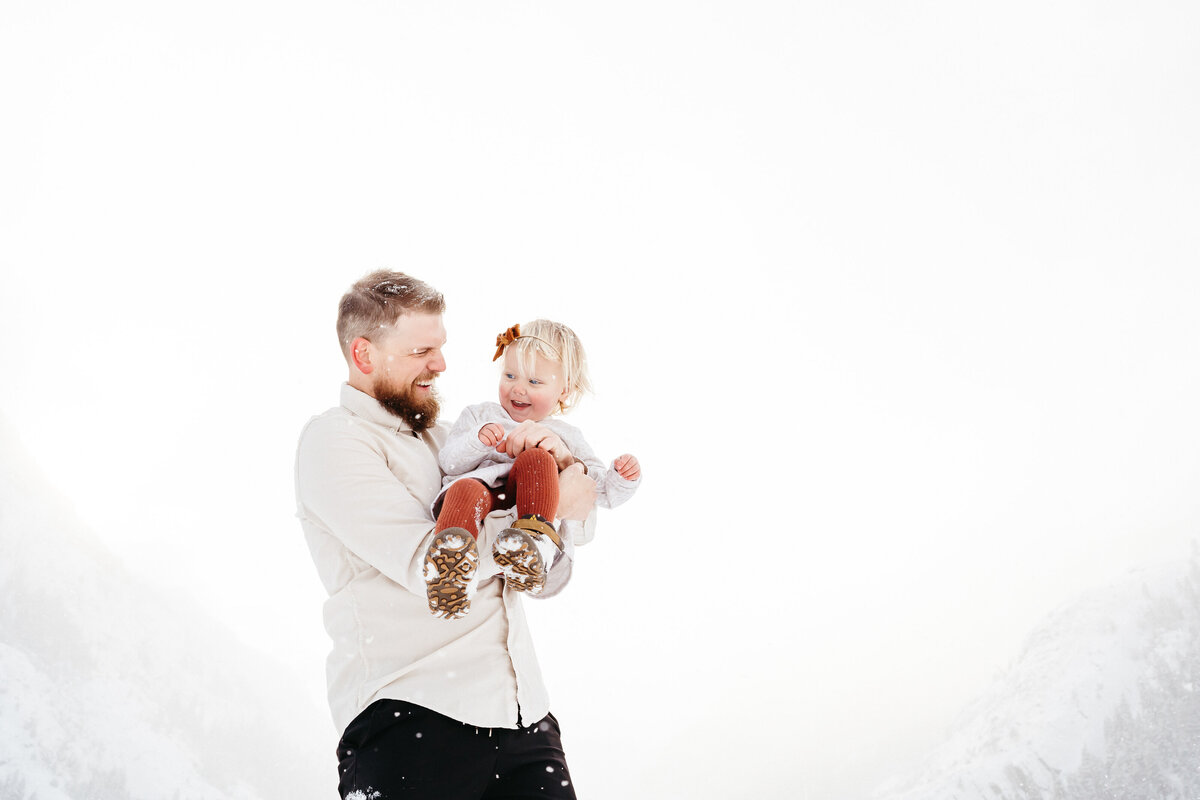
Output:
[295, 270, 596, 799]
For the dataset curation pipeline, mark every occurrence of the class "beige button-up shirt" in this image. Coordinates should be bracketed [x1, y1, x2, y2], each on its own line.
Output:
[296, 384, 586, 734]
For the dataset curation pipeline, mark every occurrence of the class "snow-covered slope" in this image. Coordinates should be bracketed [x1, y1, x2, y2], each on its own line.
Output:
[872, 552, 1200, 800]
[0, 416, 333, 799]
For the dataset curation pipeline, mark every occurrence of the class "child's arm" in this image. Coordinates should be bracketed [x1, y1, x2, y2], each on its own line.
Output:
[559, 429, 606, 479]
[438, 406, 506, 477]
[563, 431, 640, 510]
[599, 455, 641, 509]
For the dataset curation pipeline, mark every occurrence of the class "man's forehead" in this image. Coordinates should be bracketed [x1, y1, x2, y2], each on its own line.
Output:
[382, 312, 446, 344]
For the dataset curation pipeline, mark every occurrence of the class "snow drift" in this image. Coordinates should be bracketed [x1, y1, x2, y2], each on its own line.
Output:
[0, 415, 333, 799]
[872, 550, 1200, 800]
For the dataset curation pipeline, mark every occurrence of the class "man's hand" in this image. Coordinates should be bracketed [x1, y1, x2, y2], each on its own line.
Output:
[556, 462, 596, 522]
[496, 420, 574, 470]
[478, 423, 505, 447]
[614, 454, 641, 481]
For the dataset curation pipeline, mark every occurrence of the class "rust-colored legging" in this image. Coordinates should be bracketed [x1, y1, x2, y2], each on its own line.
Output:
[435, 448, 559, 538]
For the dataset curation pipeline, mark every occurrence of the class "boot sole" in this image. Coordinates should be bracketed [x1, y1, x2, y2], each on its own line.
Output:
[492, 529, 546, 595]
[424, 528, 479, 619]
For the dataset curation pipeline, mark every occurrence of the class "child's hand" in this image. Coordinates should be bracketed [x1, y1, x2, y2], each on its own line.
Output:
[614, 454, 641, 481]
[478, 423, 505, 447]
[496, 420, 574, 470]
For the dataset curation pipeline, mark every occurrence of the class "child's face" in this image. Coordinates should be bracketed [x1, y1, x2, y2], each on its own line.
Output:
[498, 349, 569, 423]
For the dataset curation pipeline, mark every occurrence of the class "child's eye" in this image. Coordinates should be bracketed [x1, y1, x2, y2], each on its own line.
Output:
[504, 373, 516, 380]
[529, 379, 542, 385]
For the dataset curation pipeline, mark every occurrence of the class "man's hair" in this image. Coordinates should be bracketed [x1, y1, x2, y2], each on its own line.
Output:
[508, 318, 593, 414]
[336, 270, 446, 360]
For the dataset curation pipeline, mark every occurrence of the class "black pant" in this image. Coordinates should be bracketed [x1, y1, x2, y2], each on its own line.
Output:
[337, 700, 578, 800]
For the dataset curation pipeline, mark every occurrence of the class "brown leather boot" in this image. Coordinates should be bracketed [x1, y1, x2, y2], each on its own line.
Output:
[424, 527, 479, 619]
[492, 514, 562, 595]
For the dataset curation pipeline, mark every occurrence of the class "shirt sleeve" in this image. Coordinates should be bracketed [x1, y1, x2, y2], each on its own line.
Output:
[600, 467, 641, 509]
[438, 404, 496, 477]
[563, 432, 640, 510]
[533, 510, 596, 597]
[563, 429, 606, 477]
[296, 416, 437, 596]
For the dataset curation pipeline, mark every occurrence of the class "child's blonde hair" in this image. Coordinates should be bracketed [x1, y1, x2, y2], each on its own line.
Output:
[505, 319, 593, 414]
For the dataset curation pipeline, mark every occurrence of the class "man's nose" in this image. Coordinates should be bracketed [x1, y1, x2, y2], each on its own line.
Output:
[428, 353, 446, 373]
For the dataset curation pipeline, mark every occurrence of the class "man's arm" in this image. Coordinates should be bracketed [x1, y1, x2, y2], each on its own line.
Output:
[296, 417, 438, 595]
[532, 462, 597, 598]
[556, 461, 596, 522]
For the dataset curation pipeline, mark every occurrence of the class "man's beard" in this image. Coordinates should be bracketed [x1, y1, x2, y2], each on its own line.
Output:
[375, 373, 440, 434]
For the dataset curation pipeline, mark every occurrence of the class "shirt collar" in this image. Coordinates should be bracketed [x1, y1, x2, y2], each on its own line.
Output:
[340, 383, 414, 434]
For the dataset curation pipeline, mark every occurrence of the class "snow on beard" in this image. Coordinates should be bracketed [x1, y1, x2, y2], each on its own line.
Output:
[375, 371, 440, 433]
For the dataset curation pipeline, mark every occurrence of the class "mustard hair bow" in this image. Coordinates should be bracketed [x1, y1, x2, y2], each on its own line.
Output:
[493, 323, 521, 361]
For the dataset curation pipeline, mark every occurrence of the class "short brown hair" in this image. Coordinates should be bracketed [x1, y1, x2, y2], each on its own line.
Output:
[336, 270, 445, 359]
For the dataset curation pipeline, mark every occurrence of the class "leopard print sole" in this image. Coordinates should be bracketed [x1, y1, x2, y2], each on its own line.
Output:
[424, 528, 479, 619]
[492, 529, 547, 595]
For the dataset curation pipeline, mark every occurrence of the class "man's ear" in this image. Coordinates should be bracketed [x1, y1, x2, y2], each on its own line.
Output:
[350, 337, 374, 375]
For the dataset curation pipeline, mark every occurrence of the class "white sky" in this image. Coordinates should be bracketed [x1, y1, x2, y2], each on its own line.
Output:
[2, 2, 1199, 798]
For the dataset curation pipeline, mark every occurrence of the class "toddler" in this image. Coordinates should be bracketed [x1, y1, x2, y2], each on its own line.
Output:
[424, 319, 641, 619]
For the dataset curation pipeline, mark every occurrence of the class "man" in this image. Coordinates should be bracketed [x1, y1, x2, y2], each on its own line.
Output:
[295, 270, 596, 799]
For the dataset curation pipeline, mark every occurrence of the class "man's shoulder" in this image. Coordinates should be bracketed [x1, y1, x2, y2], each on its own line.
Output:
[297, 406, 366, 451]
[300, 404, 353, 431]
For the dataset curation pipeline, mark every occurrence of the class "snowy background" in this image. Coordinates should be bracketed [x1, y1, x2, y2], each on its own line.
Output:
[2, 1, 1199, 798]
